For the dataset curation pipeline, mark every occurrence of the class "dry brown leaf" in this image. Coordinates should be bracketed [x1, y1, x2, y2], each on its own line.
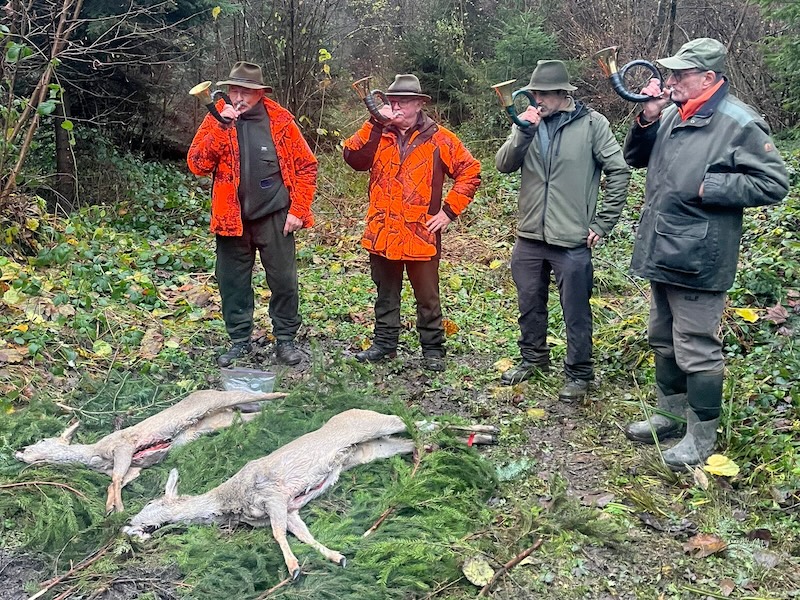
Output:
[0, 347, 27, 363]
[764, 303, 789, 325]
[682, 533, 727, 558]
[442, 318, 459, 336]
[139, 329, 164, 359]
[719, 578, 735, 597]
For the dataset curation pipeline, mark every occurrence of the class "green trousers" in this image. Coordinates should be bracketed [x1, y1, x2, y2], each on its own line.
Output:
[215, 207, 300, 343]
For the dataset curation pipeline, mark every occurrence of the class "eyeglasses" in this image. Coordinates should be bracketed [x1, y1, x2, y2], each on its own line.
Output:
[667, 69, 706, 82]
[388, 98, 417, 107]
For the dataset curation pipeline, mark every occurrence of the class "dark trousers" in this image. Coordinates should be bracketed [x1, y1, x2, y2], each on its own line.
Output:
[511, 237, 594, 380]
[648, 281, 726, 373]
[369, 253, 444, 356]
[215, 208, 300, 343]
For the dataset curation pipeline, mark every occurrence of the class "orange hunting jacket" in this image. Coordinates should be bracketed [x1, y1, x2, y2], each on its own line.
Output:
[187, 97, 317, 236]
[343, 114, 481, 260]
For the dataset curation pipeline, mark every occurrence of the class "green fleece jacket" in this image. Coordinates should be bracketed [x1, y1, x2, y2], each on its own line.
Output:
[495, 99, 631, 248]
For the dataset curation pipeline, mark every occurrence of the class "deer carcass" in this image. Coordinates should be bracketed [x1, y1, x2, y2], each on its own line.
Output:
[16, 389, 286, 513]
[123, 408, 421, 579]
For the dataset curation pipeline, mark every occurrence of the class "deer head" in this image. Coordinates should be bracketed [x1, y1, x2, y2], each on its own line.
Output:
[15, 421, 82, 464]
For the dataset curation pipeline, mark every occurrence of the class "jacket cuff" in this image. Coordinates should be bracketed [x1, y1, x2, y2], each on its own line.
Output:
[442, 205, 457, 221]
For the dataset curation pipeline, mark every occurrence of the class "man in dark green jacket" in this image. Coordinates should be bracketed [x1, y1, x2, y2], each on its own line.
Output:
[623, 38, 789, 469]
[496, 60, 631, 400]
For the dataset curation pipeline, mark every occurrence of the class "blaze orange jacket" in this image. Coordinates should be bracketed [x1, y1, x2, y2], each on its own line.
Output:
[343, 114, 481, 260]
[187, 97, 317, 236]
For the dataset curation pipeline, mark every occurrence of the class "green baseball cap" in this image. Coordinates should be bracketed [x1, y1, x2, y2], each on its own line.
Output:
[656, 38, 727, 73]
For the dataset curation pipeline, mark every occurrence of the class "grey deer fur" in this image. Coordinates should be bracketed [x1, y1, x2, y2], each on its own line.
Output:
[16, 389, 286, 513]
[123, 409, 423, 579]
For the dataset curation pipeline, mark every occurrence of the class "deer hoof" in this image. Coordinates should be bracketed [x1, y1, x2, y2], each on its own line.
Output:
[291, 568, 302, 581]
[338, 556, 347, 568]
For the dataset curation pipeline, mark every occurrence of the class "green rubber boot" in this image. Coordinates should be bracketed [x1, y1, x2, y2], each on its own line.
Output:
[625, 355, 687, 444]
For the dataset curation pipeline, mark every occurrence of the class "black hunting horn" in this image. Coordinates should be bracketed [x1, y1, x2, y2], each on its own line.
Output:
[189, 81, 235, 124]
[490, 79, 538, 128]
[351, 76, 391, 123]
[593, 46, 664, 102]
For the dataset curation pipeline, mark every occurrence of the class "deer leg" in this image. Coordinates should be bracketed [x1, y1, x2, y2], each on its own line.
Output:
[342, 436, 415, 471]
[107, 445, 135, 514]
[268, 506, 301, 580]
[286, 511, 346, 568]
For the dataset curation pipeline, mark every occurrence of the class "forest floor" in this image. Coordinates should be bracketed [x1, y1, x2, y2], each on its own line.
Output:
[1, 153, 798, 599]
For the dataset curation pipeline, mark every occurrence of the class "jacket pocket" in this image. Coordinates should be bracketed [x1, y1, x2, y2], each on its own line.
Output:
[653, 213, 709, 274]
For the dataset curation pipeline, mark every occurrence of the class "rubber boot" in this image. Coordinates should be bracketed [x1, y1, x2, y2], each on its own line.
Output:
[662, 369, 724, 470]
[624, 355, 687, 443]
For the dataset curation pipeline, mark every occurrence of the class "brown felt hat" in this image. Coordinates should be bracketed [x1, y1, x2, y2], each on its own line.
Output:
[217, 62, 273, 92]
[386, 74, 431, 100]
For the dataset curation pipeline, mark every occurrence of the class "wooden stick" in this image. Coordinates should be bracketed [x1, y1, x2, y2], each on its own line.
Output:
[254, 575, 293, 599]
[363, 447, 423, 537]
[478, 538, 544, 597]
[28, 541, 113, 600]
[0, 481, 86, 499]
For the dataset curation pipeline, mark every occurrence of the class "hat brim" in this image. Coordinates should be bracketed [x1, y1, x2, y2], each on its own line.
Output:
[522, 83, 577, 92]
[386, 92, 431, 101]
[656, 57, 698, 71]
[216, 80, 273, 93]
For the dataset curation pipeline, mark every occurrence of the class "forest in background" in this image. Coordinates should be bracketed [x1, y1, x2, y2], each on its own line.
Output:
[1, 0, 799, 219]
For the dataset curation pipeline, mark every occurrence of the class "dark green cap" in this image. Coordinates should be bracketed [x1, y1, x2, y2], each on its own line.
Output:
[656, 38, 726, 73]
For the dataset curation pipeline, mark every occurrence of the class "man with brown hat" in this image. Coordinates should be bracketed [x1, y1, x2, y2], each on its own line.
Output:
[188, 61, 317, 368]
[495, 60, 630, 399]
[343, 74, 481, 372]
[623, 38, 789, 469]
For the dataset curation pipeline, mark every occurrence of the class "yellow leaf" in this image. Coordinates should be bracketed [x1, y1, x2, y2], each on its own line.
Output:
[733, 308, 759, 323]
[703, 454, 740, 477]
[493, 357, 515, 373]
[462, 556, 495, 587]
[2, 288, 22, 306]
[211, 5, 221, 19]
[25, 218, 40, 231]
[92, 340, 113, 357]
[11, 323, 29, 332]
[526, 408, 546, 420]
[489, 259, 503, 270]
[448, 274, 462, 290]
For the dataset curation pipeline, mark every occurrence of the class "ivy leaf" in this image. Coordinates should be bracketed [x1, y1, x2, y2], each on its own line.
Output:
[37, 100, 58, 116]
[704, 454, 740, 477]
[92, 340, 113, 357]
[462, 556, 495, 586]
[732, 307, 759, 323]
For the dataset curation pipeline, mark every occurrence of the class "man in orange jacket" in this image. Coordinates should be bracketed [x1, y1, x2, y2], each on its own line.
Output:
[188, 62, 317, 367]
[343, 74, 481, 371]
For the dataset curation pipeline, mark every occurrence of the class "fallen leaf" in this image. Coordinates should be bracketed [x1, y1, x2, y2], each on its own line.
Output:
[764, 303, 788, 324]
[719, 578, 735, 597]
[442, 318, 459, 336]
[139, 329, 164, 359]
[692, 466, 709, 490]
[92, 340, 113, 357]
[746, 528, 772, 546]
[683, 533, 727, 558]
[493, 357, 515, 373]
[0, 347, 27, 363]
[704, 454, 740, 477]
[581, 492, 615, 508]
[448, 274, 462, 291]
[526, 408, 546, 420]
[489, 259, 503, 270]
[752, 549, 780, 569]
[462, 556, 495, 587]
[732, 307, 758, 323]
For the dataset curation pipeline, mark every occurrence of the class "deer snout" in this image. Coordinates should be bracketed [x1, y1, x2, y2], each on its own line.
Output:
[121, 525, 151, 540]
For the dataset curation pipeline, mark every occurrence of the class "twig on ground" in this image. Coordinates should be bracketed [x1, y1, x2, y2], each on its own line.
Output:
[28, 541, 114, 600]
[478, 538, 544, 597]
[0, 481, 86, 499]
[362, 446, 423, 537]
[254, 576, 293, 599]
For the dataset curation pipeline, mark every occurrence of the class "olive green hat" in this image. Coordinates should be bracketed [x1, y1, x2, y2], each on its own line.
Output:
[523, 60, 576, 92]
[657, 38, 727, 73]
[217, 61, 273, 92]
[386, 74, 431, 100]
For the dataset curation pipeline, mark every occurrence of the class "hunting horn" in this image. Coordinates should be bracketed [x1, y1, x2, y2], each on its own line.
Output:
[593, 46, 664, 102]
[491, 79, 538, 128]
[189, 81, 235, 124]
[351, 76, 391, 123]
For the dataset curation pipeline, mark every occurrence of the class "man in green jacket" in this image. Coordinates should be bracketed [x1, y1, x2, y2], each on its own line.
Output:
[496, 60, 631, 399]
[623, 38, 789, 469]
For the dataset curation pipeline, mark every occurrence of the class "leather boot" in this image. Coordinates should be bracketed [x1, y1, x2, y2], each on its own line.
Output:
[355, 344, 397, 363]
[625, 355, 687, 444]
[217, 340, 251, 367]
[500, 360, 550, 385]
[662, 369, 724, 470]
[275, 341, 303, 366]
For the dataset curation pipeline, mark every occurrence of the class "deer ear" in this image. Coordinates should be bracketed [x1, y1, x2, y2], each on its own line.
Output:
[165, 468, 180, 498]
[60, 421, 81, 442]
